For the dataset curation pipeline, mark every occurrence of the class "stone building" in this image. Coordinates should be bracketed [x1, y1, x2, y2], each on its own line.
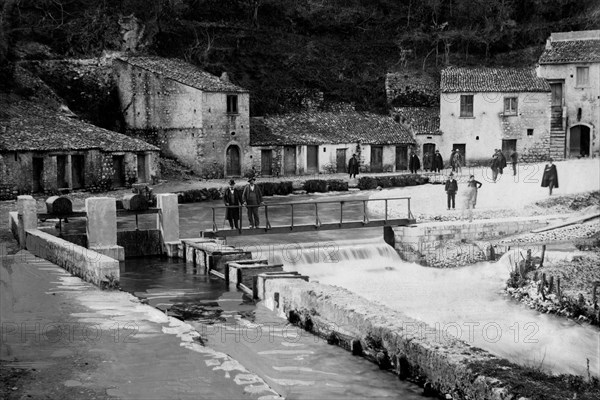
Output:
[393, 107, 442, 164]
[113, 56, 250, 177]
[439, 67, 551, 163]
[0, 100, 159, 200]
[537, 30, 600, 159]
[250, 109, 414, 175]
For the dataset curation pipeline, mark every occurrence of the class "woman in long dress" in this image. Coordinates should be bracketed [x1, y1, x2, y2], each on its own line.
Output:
[463, 175, 482, 222]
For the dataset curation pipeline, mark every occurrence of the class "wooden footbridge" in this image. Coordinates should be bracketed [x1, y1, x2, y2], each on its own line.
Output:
[202, 196, 416, 238]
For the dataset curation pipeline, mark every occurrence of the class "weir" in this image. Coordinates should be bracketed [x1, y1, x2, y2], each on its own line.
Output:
[10, 191, 597, 399]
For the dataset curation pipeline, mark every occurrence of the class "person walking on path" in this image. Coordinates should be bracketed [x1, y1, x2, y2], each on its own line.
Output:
[423, 151, 432, 172]
[433, 150, 444, 173]
[490, 152, 500, 182]
[242, 177, 264, 228]
[223, 179, 241, 229]
[541, 158, 559, 195]
[348, 153, 359, 179]
[445, 173, 458, 210]
[510, 149, 518, 176]
[463, 175, 482, 222]
[409, 151, 421, 174]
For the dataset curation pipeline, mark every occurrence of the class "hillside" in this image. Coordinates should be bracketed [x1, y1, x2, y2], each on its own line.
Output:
[1, 0, 599, 122]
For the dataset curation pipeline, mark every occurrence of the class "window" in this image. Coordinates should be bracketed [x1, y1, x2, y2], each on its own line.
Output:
[527, 129, 534, 136]
[460, 95, 473, 117]
[504, 97, 518, 115]
[576, 67, 589, 86]
[226, 95, 238, 113]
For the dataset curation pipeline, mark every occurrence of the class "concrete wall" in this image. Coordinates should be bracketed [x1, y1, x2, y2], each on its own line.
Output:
[387, 215, 563, 265]
[262, 279, 530, 400]
[440, 91, 551, 162]
[25, 229, 120, 287]
[538, 62, 600, 157]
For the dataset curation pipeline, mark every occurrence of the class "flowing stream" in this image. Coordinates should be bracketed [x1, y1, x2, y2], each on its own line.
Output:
[252, 238, 599, 378]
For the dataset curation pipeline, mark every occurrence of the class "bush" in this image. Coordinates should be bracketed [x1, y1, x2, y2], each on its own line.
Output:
[322, 162, 338, 174]
[376, 176, 393, 188]
[357, 176, 378, 190]
[276, 181, 294, 195]
[303, 179, 329, 193]
[327, 179, 348, 192]
[257, 181, 278, 196]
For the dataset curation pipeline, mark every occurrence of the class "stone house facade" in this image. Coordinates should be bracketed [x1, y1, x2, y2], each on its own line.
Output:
[537, 30, 600, 159]
[439, 67, 551, 163]
[393, 107, 442, 164]
[113, 56, 251, 177]
[0, 100, 159, 200]
[250, 109, 415, 176]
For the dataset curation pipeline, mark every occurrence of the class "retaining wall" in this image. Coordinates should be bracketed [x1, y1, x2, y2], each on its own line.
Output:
[262, 278, 529, 400]
[25, 229, 120, 287]
[386, 215, 564, 265]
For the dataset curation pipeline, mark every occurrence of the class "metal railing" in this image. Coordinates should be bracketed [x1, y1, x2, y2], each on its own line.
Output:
[209, 197, 414, 234]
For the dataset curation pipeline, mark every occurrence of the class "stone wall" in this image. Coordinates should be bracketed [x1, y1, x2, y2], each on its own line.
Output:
[387, 215, 564, 265]
[262, 278, 531, 399]
[440, 91, 551, 161]
[25, 229, 120, 287]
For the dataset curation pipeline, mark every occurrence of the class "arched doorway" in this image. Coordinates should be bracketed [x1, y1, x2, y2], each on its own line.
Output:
[569, 125, 591, 158]
[226, 145, 241, 176]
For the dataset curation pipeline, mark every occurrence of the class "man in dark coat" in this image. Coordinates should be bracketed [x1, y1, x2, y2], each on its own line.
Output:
[348, 154, 359, 179]
[242, 177, 264, 228]
[444, 173, 458, 210]
[490, 153, 500, 182]
[223, 179, 241, 229]
[541, 158, 559, 195]
[423, 151, 432, 171]
[497, 149, 507, 175]
[433, 150, 444, 173]
[409, 151, 421, 174]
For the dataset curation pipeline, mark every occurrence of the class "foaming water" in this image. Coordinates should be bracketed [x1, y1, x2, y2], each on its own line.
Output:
[265, 240, 599, 377]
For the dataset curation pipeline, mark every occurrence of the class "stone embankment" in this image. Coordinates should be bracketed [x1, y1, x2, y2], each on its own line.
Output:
[259, 278, 600, 400]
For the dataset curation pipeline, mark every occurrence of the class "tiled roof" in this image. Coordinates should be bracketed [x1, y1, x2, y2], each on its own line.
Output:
[393, 107, 441, 135]
[250, 111, 415, 146]
[0, 100, 159, 152]
[539, 39, 600, 64]
[441, 67, 550, 93]
[116, 56, 248, 92]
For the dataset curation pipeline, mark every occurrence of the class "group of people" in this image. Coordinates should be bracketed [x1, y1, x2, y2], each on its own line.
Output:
[223, 177, 264, 229]
[490, 149, 520, 181]
[409, 149, 464, 174]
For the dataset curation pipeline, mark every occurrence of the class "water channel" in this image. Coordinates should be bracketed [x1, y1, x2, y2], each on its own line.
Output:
[49, 187, 599, 395]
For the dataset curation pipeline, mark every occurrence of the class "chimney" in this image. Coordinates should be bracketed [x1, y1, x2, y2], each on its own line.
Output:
[220, 72, 230, 82]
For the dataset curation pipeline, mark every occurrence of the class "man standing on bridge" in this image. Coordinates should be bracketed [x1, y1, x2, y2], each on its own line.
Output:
[242, 177, 264, 228]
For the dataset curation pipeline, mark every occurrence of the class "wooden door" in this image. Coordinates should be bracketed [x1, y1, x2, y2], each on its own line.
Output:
[137, 154, 146, 183]
[261, 149, 273, 175]
[57, 155, 68, 188]
[71, 155, 85, 189]
[501, 140, 516, 162]
[370, 146, 383, 173]
[307, 145, 319, 174]
[452, 143, 466, 162]
[550, 83, 563, 130]
[395, 146, 407, 171]
[284, 146, 296, 175]
[32, 157, 43, 193]
[423, 143, 435, 156]
[113, 155, 125, 187]
[226, 146, 241, 176]
[336, 149, 347, 173]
